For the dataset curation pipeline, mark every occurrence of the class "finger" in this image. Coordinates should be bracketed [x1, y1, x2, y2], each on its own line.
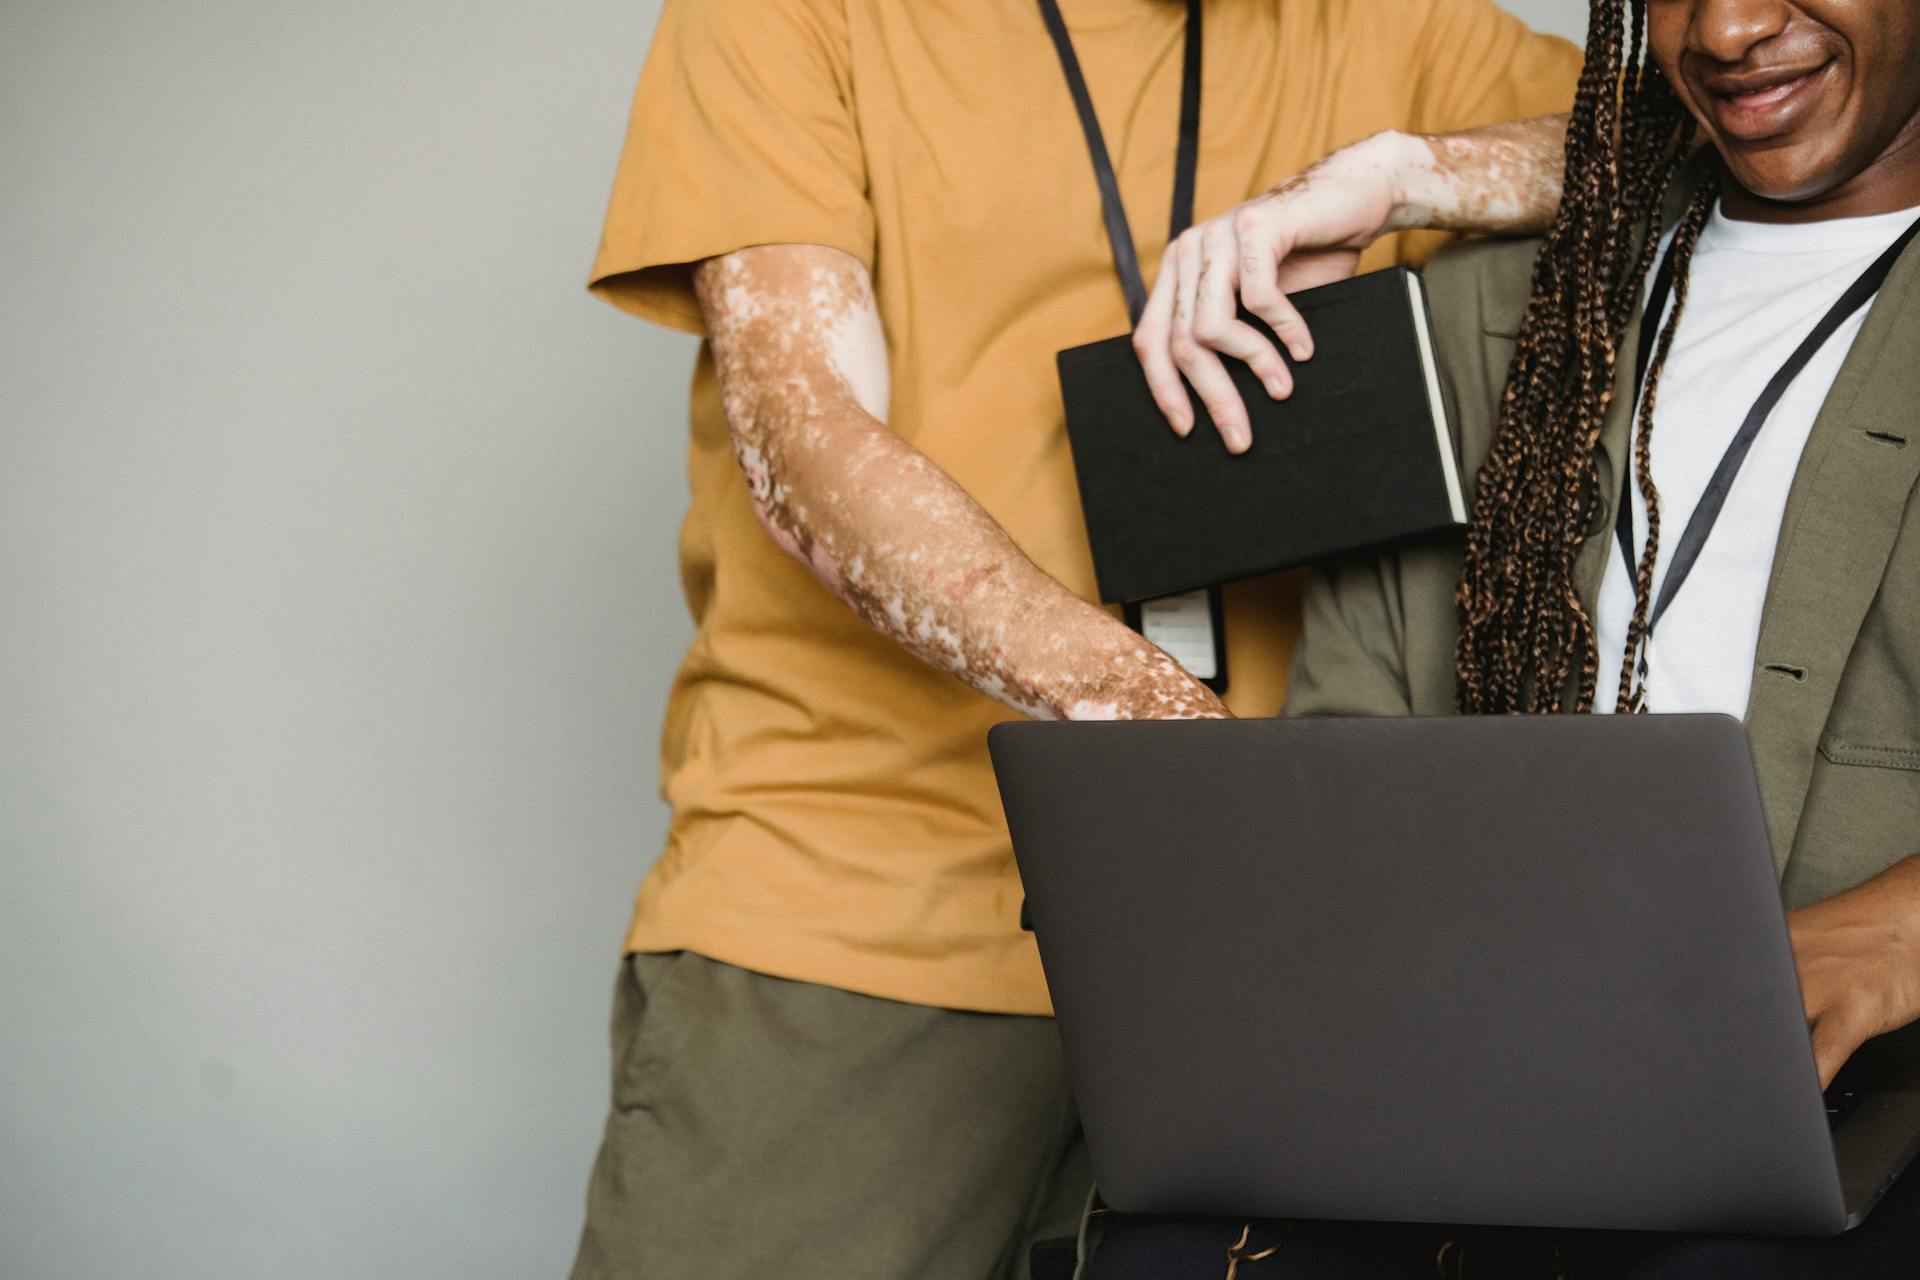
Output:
[1233, 208, 1317, 365]
[1232, 210, 1314, 370]
[1169, 225, 1203, 349]
[1810, 1012, 1867, 1090]
[1193, 225, 1292, 400]
[1171, 233, 1251, 452]
[1193, 315, 1294, 400]
[1134, 255, 1193, 436]
[1174, 340, 1253, 454]
[1191, 222, 1257, 354]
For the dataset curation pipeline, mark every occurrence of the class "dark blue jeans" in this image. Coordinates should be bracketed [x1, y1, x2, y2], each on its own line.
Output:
[1077, 1158, 1920, 1280]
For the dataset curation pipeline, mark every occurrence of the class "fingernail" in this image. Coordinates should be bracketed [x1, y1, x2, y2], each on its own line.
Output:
[1230, 423, 1252, 453]
[1291, 342, 1313, 362]
[1265, 377, 1287, 398]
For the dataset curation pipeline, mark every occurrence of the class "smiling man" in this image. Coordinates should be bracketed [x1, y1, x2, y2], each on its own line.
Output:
[1088, 0, 1920, 1274]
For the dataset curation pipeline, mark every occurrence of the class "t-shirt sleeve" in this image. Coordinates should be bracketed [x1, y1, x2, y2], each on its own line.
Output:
[1408, 0, 1583, 135]
[587, 0, 873, 333]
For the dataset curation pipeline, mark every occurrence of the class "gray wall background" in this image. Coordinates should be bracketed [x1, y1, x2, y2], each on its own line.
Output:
[1, 1, 1586, 1275]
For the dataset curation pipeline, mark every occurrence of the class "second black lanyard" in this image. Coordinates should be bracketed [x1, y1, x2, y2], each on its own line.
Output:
[1038, 0, 1227, 691]
[1613, 212, 1920, 711]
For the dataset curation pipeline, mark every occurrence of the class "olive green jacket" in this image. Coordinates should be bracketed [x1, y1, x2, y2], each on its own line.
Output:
[1285, 219, 1920, 909]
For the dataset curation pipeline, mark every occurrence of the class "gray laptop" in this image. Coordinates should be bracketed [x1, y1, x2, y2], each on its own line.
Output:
[988, 714, 1920, 1235]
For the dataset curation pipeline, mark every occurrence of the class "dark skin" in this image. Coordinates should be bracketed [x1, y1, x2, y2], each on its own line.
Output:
[1651, 0, 1920, 220]
[1648, 0, 1920, 1085]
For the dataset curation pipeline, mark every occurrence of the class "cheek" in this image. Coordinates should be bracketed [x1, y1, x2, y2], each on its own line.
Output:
[1648, 48, 1712, 147]
[1860, 35, 1920, 153]
[1645, 10, 1691, 97]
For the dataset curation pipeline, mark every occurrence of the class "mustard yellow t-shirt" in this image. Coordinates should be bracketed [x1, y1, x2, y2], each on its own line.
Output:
[592, 0, 1579, 1015]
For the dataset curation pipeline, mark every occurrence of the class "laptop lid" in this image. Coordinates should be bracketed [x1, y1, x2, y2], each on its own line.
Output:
[990, 714, 1848, 1235]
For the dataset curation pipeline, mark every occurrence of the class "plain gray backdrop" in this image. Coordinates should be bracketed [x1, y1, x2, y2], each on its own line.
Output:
[1, 1, 1585, 1275]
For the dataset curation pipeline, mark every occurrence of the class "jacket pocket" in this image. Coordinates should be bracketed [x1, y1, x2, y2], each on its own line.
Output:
[1817, 733, 1920, 772]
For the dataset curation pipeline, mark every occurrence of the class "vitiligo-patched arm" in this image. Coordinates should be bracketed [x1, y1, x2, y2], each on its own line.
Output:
[693, 244, 1229, 721]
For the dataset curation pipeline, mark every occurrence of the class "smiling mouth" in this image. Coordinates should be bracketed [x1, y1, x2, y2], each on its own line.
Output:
[1702, 62, 1835, 140]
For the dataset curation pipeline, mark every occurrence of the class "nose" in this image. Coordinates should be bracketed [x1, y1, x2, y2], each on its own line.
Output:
[1685, 0, 1793, 63]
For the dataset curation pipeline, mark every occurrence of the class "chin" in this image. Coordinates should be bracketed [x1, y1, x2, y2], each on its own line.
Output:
[1718, 143, 1852, 208]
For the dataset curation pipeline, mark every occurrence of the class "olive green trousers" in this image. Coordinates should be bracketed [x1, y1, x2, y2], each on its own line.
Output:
[569, 952, 1091, 1279]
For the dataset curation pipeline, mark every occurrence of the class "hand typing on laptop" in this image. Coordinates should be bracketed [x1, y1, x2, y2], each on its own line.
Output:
[1791, 855, 1920, 1087]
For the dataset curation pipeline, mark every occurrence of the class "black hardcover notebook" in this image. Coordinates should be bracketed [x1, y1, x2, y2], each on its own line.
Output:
[1057, 266, 1466, 604]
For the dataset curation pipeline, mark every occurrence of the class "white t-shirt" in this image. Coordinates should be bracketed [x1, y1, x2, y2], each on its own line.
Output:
[1592, 203, 1920, 717]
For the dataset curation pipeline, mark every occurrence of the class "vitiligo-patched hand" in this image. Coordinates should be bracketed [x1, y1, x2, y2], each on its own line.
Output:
[1136, 116, 1569, 451]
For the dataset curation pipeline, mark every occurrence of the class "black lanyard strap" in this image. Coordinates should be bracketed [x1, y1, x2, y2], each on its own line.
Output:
[1614, 213, 1920, 658]
[1035, 0, 1203, 325]
[1168, 0, 1202, 244]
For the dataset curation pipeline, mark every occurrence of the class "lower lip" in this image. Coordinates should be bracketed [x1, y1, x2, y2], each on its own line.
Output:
[1708, 66, 1831, 140]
